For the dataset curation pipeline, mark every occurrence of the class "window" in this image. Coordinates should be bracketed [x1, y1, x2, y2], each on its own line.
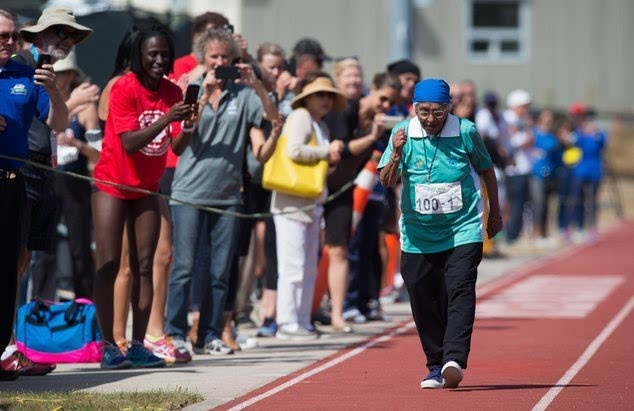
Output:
[465, 0, 530, 63]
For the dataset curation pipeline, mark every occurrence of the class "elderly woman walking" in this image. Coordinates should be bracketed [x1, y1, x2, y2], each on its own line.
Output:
[378, 79, 502, 389]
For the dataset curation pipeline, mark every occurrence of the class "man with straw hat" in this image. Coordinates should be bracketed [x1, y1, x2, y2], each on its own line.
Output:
[19, 7, 92, 62]
[12, 7, 92, 281]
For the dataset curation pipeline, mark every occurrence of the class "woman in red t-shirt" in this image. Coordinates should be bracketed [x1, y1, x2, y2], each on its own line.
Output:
[92, 27, 197, 369]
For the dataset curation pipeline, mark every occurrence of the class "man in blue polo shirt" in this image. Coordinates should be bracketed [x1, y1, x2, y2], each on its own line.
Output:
[0, 8, 67, 380]
[379, 79, 502, 389]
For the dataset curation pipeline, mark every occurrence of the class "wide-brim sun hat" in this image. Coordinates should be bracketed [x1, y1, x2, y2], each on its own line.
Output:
[291, 77, 347, 112]
[52, 50, 85, 79]
[20, 8, 92, 44]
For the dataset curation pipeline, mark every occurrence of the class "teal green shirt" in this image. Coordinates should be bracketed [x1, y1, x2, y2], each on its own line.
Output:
[378, 114, 492, 254]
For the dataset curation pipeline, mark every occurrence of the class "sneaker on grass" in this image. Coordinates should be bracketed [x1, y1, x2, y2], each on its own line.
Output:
[276, 326, 318, 341]
[127, 341, 166, 368]
[144, 335, 191, 364]
[101, 342, 132, 370]
[192, 338, 234, 355]
[1, 348, 56, 376]
[420, 367, 444, 389]
[442, 360, 464, 388]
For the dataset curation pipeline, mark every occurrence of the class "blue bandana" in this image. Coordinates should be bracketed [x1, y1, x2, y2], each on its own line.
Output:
[412, 78, 451, 104]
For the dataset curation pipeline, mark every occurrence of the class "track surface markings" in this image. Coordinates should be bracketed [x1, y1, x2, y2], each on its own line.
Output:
[476, 275, 624, 318]
[217, 221, 634, 410]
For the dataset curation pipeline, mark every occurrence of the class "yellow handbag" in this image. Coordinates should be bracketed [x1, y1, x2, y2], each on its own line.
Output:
[262, 131, 329, 198]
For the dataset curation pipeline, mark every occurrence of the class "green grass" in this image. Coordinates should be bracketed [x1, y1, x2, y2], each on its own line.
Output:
[0, 388, 203, 410]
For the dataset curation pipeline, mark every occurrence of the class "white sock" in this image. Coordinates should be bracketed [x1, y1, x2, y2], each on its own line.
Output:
[1, 344, 17, 361]
[394, 273, 404, 289]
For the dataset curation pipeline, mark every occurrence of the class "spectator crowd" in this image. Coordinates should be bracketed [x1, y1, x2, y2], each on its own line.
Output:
[0, 7, 607, 379]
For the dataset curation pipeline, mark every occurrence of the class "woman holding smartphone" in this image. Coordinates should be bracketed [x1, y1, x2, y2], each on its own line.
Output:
[166, 29, 279, 356]
[92, 26, 196, 369]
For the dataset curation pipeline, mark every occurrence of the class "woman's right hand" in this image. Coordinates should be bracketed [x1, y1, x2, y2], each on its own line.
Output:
[202, 69, 219, 95]
[371, 113, 387, 139]
[276, 71, 293, 98]
[392, 128, 407, 153]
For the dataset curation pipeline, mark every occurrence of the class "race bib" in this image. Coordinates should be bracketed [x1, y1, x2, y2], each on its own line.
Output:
[414, 182, 463, 215]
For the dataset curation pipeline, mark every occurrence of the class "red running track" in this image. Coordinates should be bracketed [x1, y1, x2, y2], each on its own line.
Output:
[219, 222, 634, 410]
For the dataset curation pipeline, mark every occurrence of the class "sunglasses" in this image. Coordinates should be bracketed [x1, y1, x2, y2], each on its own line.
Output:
[50, 25, 83, 42]
[0, 31, 21, 43]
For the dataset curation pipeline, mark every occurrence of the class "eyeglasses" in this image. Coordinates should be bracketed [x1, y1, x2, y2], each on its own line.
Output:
[50, 25, 82, 42]
[417, 108, 448, 119]
[0, 31, 21, 43]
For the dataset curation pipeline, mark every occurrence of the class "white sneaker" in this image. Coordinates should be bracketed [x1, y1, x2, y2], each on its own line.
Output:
[441, 361, 464, 388]
[276, 326, 318, 341]
[193, 338, 234, 355]
[420, 368, 444, 389]
[342, 308, 367, 324]
[236, 335, 258, 350]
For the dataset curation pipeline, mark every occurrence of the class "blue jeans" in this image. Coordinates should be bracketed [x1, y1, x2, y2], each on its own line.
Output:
[165, 205, 240, 344]
[505, 174, 532, 242]
[567, 178, 600, 231]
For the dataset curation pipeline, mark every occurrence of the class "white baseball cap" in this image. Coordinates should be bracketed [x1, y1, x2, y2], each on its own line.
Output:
[506, 89, 532, 108]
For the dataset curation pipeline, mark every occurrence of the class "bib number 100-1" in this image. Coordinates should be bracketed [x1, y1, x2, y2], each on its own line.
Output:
[414, 182, 463, 215]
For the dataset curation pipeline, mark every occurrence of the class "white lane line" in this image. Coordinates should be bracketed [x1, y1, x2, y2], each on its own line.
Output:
[228, 321, 416, 411]
[532, 296, 634, 411]
[477, 275, 624, 319]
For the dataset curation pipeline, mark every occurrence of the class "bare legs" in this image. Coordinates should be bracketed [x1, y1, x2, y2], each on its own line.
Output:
[113, 230, 132, 344]
[327, 245, 349, 329]
[92, 191, 160, 343]
[146, 198, 172, 337]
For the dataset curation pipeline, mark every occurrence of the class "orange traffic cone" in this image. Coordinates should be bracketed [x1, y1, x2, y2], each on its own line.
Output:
[311, 245, 330, 315]
[352, 150, 382, 235]
[382, 233, 399, 289]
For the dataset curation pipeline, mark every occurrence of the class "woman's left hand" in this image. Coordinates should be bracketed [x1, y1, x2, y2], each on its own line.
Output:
[486, 214, 503, 239]
[235, 63, 258, 88]
[271, 113, 284, 139]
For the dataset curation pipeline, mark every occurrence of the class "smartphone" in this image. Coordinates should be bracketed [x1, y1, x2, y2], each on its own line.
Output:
[215, 66, 240, 80]
[382, 115, 405, 129]
[184, 84, 200, 104]
[37, 54, 52, 69]
[222, 24, 234, 34]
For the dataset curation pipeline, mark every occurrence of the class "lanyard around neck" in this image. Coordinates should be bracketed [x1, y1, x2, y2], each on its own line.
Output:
[422, 136, 440, 182]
